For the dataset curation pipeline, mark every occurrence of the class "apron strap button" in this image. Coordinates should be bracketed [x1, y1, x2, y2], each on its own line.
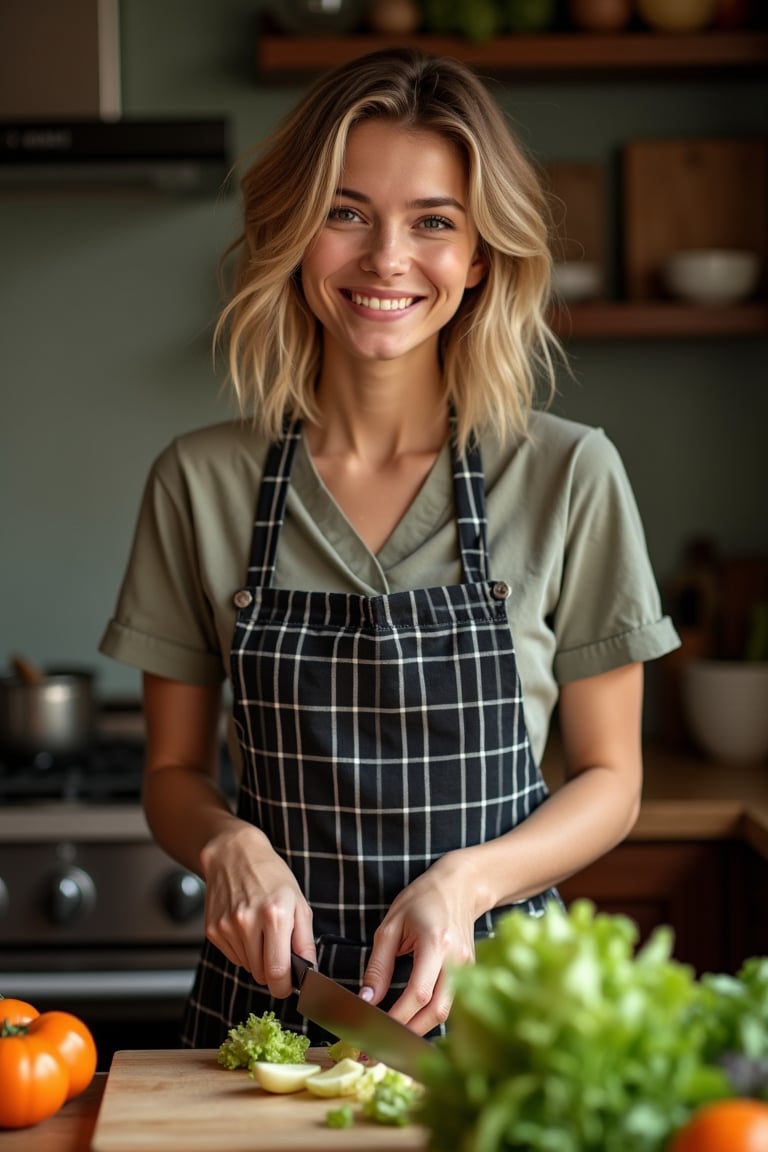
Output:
[233, 589, 253, 608]
[492, 581, 511, 601]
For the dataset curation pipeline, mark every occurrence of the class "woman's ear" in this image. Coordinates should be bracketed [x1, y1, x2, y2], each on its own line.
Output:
[465, 247, 489, 290]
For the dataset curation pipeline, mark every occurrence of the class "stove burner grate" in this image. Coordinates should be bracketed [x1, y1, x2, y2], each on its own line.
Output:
[0, 740, 144, 804]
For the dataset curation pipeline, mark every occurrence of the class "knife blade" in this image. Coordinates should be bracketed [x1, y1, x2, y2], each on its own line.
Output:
[290, 952, 432, 1080]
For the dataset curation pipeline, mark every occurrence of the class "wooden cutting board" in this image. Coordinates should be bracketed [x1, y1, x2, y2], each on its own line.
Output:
[91, 1049, 427, 1152]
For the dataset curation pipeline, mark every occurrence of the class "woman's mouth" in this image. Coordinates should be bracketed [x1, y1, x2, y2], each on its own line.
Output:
[343, 290, 418, 312]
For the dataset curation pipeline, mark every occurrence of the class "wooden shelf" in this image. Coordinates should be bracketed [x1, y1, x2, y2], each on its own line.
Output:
[257, 31, 768, 79]
[551, 301, 768, 339]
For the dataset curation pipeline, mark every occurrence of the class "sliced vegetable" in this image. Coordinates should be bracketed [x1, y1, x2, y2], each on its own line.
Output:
[327, 1039, 361, 1064]
[305, 1057, 365, 1098]
[358, 1064, 422, 1126]
[250, 1061, 321, 1094]
[217, 1011, 310, 1071]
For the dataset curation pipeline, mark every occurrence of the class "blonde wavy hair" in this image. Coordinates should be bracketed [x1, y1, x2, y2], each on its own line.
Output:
[216, 47, 562, 452]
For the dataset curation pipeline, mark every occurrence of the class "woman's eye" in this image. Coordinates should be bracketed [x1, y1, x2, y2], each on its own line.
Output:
[420, 215, 454, 231]
[328, 206, 360, 223]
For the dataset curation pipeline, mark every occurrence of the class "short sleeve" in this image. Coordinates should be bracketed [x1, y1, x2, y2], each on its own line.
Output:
[99, 442, 226, 686]
[552, 428, 679, 683]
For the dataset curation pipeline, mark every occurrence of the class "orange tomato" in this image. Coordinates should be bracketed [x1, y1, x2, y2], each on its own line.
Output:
[29, 1010, 98, 1100]
[0, 998, 39, 1026]
[0, 1026, 69, 1129]
[669, 1099, 768, 1152]
[0, 1001, 97, 1128]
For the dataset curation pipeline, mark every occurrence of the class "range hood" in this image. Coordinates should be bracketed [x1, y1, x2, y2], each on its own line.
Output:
[0, 0, 231, 194]
[0, 118, 232, 194]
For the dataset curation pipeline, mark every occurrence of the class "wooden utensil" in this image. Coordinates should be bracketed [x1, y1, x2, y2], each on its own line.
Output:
[10, 653, 46, 686]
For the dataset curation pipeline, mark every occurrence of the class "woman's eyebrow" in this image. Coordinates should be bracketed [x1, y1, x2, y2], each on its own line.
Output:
[335, 186, 466, 213]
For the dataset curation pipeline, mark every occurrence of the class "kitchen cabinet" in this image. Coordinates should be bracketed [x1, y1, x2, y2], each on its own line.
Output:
[558, 839, 745, 975]
[542, 739, 768, 976]
[255, 29, 768, 340]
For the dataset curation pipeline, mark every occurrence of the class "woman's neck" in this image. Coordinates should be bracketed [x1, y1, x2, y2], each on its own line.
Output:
[305, 349, 449, 553]
[309, 346, 447, 463]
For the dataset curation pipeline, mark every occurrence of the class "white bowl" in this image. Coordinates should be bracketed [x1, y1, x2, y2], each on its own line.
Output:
[662, 249, 761, 305]
[681, 660, 768, 764]
[551, 261, 602, 303]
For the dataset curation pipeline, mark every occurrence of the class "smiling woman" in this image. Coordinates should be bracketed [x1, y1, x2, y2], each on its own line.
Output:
[301, 120, 486, 373]
[99, 46, 679, 1054]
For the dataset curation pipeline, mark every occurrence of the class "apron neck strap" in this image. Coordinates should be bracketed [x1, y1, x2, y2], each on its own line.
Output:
[452, 431, 489, 584]
[248, 419, 489, 587]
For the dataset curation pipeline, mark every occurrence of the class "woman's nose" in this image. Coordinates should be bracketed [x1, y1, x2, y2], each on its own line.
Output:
[361, 226, 408, 277]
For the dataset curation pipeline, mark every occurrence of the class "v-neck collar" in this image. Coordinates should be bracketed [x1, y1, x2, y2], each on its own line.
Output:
[293, 431, 454, 578]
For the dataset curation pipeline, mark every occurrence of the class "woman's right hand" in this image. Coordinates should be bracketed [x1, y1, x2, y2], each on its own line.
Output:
[141, 672, 316, 999]
[199, 821, 317, 998]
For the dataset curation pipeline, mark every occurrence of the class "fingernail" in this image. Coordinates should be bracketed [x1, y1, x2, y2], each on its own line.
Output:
[359, 986, 374, 1002]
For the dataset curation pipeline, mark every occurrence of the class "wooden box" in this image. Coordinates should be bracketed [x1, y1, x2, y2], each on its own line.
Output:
[544, 162, 605, 266]
[623, 138, 768, 299]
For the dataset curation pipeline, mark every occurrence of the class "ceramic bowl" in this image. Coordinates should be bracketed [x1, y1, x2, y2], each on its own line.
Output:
[551, 261, 602, 303]
[662, 249, 761, 305]
[681, 660, 768, 764]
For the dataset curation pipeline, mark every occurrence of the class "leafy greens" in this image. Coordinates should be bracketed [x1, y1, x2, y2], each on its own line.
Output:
[418, 900, 732, 1152]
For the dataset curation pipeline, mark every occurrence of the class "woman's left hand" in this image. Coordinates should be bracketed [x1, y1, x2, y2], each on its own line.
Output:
[360, 851, 480, 1035]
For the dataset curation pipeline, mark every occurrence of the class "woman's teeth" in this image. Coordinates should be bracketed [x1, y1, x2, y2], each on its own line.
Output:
[350, 293, 414, 311]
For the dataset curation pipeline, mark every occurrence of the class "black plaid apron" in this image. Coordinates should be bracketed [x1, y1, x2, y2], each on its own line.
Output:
[182, 422, 558, 1047]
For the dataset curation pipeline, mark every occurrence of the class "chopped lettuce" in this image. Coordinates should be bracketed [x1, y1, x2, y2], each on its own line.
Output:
[418, 900, 731, 1152]
[217, 1011, 310, 1072]
[325, 1103, 355, 1128]
[327, 1039, 362, 1064]
[358, 1065, 423, 1126]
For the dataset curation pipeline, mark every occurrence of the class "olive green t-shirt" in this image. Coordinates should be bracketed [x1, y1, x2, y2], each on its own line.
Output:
[100, 410, 679, 763]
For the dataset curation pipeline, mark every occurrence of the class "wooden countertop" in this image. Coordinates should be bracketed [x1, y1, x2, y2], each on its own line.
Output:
[542, 740, 768, 860]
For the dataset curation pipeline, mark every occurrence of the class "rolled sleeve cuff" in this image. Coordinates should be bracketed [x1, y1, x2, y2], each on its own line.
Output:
[99, 619, 225, 687]
[554, 616, 680, 684]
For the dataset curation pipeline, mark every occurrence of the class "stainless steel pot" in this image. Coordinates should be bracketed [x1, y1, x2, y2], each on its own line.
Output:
[0, 669, 97, 761]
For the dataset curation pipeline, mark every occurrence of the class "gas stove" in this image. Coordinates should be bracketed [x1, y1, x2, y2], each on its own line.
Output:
[0, 721, 236, 1064]
[0, 739, 146, 804]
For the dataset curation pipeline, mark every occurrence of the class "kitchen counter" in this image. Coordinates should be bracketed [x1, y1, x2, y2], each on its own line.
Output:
[2, 743, 765, 852]
[543, 740, 768, 860]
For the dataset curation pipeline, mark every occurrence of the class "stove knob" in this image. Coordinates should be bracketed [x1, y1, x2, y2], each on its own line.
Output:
[163, 870, 205, 924]
[47, 866, 96, 925]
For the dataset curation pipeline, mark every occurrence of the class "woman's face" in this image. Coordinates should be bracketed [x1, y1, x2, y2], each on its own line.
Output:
[300, 119, 487, 369]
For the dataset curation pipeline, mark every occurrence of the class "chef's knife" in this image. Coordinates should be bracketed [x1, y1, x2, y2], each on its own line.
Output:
[290, 952, 432, 1080]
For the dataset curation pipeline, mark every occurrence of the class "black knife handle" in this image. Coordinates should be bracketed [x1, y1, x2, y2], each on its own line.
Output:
[290, 951, 313, 991]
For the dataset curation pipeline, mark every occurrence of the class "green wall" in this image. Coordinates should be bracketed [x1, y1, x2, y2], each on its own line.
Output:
[1, 0, 766, 708]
